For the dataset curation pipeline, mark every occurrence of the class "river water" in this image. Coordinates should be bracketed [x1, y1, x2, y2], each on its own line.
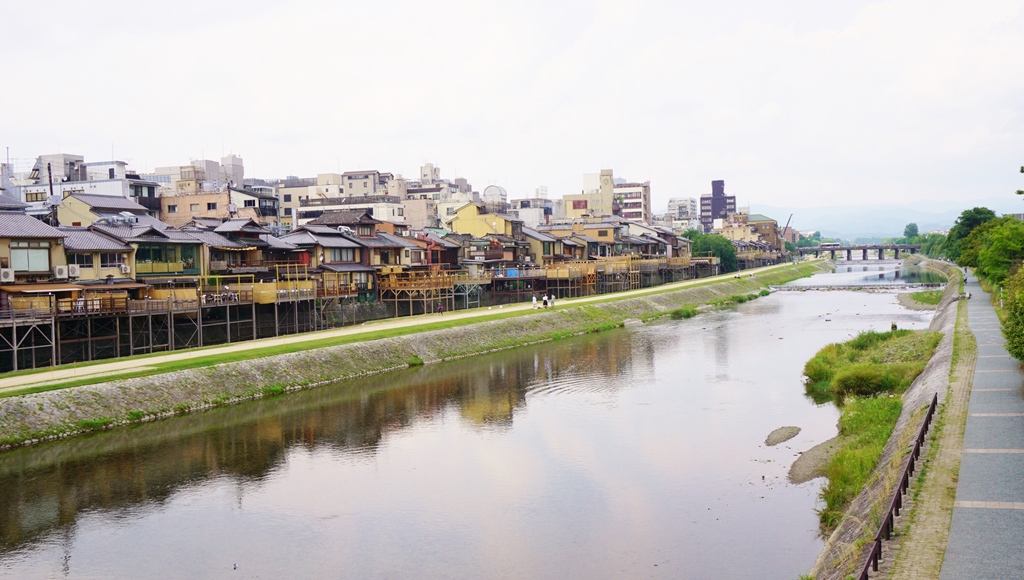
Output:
[0, 264, 937, 579]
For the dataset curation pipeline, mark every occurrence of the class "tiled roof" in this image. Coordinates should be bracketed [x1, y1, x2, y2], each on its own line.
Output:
[259, 234, 296, 251]
[376, 232, 418, 247]
[214, 219, 268, 234]
[280, 229, 362, 248]
[414, 231, 461, 248]
[188, 217, 226, 229]
[320, 263, 376, 273]
[0, 192, 28, 210]
[522, 227, 557, 243]
[308, 210, 380, 226]
[69, 194, 147, 212]
[0, 211, 64, 238]
[58, 227, 132, 251]
[184, 230, 247, 249]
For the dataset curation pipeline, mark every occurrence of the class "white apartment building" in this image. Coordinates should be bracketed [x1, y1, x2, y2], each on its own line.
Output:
[667, 197, 698, 219]
[613, 181, 652, 224]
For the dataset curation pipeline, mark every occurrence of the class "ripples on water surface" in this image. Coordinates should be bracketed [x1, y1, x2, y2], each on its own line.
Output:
[0, 275, 937, 578]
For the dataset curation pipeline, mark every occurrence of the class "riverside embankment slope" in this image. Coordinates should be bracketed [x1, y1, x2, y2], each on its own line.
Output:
[810, 257, 961, 579]
[0, 261, 829, 448]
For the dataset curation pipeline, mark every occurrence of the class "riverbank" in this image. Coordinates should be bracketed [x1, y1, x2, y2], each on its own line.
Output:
[0, 261, 830, 449]
[809, 257, 961, 579]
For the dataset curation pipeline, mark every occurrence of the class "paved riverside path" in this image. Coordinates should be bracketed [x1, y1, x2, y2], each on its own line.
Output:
[940, 276, 1024, 579]
[0, 263, 794, 393]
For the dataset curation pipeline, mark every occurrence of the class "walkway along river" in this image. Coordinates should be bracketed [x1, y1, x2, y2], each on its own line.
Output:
[0, 261, 940, 578]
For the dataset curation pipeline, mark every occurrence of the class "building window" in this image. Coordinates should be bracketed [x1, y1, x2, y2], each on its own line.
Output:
[244, 200, 256, 207]
[25, 191, 47, 202]
[100, 253, 121, 268]
[207, 203, 217, 211]
[284, 208, 293, 216]
[108, 168, 115, 179]
[190, 204, 200, 211]
[69, 253, 94, 267]
[328, 248, 355, 262]
[598, 230, 609, 237]
[283, 194, 292, 202]
[168, 205, 178, 213]
[10, 240, 51, 272]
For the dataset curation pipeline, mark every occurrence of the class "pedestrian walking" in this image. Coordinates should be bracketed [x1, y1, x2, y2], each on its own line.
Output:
[437, 302, 444, 315]
[550, 294, 555, 308]
[542, 295, 549, 309]
[532, 295, 537, 309]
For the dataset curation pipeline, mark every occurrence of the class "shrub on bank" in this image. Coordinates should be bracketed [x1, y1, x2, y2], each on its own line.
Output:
[818, 396, 903, 529]
[803, 328, 940, 530]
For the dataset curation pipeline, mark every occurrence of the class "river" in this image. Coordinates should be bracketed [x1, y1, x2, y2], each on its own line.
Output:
[0, 264, 938, 578]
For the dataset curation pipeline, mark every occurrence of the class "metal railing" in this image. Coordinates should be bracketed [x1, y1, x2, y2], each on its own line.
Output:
[859, 392, 938, 579]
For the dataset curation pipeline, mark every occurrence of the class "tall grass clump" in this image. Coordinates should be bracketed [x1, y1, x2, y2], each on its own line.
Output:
[669, 306, 698, 319]
[802, 328, 941, 529]
[817, 396, 902, 528]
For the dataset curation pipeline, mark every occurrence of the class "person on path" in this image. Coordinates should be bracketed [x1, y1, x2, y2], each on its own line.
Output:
[550, 294, 555, 308]
[437, 302, 444, 315]
[532, 295, 537, 309]
[542, 295, 548, 309]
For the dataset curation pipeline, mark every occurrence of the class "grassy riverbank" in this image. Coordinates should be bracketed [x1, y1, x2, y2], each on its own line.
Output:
[803, 329, 942, 528]
[0, 261, 829, 448]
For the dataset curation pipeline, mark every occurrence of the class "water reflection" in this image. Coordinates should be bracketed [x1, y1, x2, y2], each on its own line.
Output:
[0, 337, 639, 552]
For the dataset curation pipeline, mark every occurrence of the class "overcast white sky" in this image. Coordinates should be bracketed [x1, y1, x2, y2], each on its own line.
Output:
[4, 0, 1023, 212]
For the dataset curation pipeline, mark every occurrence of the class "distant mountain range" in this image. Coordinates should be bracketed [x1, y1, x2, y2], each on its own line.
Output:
[752, 197, 1023, 242]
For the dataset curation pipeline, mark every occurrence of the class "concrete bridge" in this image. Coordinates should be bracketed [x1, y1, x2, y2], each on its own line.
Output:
[797, 244, 921, 260]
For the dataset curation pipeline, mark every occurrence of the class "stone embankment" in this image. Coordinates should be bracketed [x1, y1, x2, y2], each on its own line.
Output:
[809, 257, 960, 579]
[0, 262, 830, 448]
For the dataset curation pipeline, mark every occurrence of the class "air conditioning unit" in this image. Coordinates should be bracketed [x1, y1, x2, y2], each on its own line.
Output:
[53, 265, 69, 279]
[120, 264, 131, 274]
[67, 264, 81, 278]
[0, 268, 14, 283]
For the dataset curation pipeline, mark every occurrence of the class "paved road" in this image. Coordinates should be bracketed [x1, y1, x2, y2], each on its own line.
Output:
[0, 263, 792, 392]
[941, 275, 1024, 579]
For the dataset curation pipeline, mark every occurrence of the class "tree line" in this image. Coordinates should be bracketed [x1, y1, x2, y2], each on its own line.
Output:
[920, 206, 1024, 359]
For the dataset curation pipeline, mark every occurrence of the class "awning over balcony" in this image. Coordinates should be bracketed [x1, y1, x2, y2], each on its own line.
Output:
[0, 283, 83, 293]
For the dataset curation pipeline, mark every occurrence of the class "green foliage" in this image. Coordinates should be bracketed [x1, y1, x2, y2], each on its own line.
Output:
[803, 330, 939, 403]
[920, 232, 946, 259]
[729, 294, 748, 303]
[407, 356, 425, 366]
[910, 290, 943, 305]
[974, 217, 1024, 285]
[904, 223, 919, 239]
[126, 410, 147, 421]
[262, 385, 284, 396]
[945, 207, 997, 261]
[684, 228, 739, 273]
[1002, 267, 1024, 361]
[75, 417, 114, 431]
[669, 306, 698, 319]
[759, 289, 771, 296]
[818, 396, 903, 529]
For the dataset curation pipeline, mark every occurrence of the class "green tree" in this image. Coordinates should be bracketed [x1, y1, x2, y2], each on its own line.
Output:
[685, 229, 738, 273]
[944, 207, 997, 261]
[1002, 267, 1024, 360]
[919, 232, 946, 258]
[966, 217, 1024, 284]
[903, 223, 919, 239]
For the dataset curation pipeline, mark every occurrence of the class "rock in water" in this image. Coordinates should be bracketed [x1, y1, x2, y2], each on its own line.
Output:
[765, 426, 801, 446]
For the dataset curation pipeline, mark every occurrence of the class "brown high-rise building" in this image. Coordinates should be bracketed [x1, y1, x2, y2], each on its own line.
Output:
[699, 180, 736, 232]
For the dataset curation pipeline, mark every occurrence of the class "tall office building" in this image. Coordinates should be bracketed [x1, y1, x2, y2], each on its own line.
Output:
[699, 180, 736, 232]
